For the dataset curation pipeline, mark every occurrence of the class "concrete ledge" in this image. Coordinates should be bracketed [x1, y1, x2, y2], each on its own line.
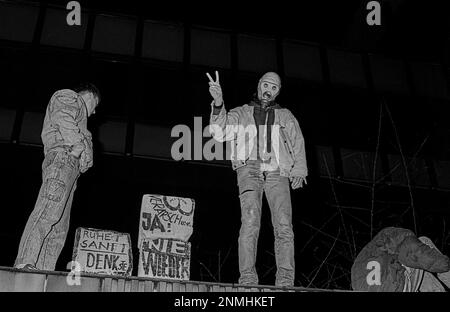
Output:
[0, 266, 346, 292]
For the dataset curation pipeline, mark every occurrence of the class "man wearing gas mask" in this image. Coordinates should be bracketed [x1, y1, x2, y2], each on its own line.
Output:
[207, 71, 307, 287]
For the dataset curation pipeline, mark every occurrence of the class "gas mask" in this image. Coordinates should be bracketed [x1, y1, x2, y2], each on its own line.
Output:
[257, 72, 281, 108]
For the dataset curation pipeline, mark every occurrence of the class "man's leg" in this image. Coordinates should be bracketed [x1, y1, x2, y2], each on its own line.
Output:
[15, 151, 79, 270]
[36, 179, 78, 270]
[237, 162, 264, 285]
[264, 170, 295, 287]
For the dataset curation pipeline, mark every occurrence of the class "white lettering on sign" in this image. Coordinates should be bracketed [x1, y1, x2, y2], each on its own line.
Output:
[72, 227, 133, 277]
[138, 238, 191, 281]
[139, 195, 195, 244]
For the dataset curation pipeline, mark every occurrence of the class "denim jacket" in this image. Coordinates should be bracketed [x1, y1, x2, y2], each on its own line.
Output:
[209, 102, 307, 178]
[41, 89, 93, 171]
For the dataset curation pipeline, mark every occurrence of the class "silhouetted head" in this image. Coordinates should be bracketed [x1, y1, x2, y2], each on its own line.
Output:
[74, 82, 101, 117]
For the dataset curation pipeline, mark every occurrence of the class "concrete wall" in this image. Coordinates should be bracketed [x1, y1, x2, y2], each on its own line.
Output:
[0, 267, 327, 292]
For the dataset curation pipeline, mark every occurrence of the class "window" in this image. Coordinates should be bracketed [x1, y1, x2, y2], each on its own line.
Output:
[283, 40, 322, 82]
[36, 53, 84, 111]
[20, 111, 44, 146]
[369, 54, 409, 95]
[410, 62, 448, 99]
[341, 149, 383, 181]
[0, 47, 36, 110]
[316, 145, 336, 177]
[0, 108, 16, 142]
[323, 88, 376, 149]
[92, 14, 136, 55]
[278, 80, 327, 136]
[327, 49, 366, 89]
[97, 120, 127, 154]
[0, 2, 39, 42]
[89, 59, 132, 118]
[190, 28, 230, 68]
[236, 73, 260, 105]
[135, 66, 185, 123]
[142, 21, 184, 62]
[434, 160, 450, 189]
[387, 155, 430, 187]
[237, 34, 277, 73]
[133, 123, 175, 159]
[41, 7, 88, 49]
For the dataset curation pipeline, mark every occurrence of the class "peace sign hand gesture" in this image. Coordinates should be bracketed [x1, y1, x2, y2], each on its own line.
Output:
[206, 71, 223, 107]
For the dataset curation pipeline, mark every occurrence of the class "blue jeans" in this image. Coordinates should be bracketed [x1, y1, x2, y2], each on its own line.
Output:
[15, 149, 80, 270]
[236, 160, 295, 286]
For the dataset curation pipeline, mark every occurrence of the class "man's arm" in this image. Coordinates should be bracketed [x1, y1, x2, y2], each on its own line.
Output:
[285, 110, 308, 182]
[209, 102, 240, 142]
[79, 131, 93, 173]
[49, 91, 86, 157]
[207, 71, 240, 142]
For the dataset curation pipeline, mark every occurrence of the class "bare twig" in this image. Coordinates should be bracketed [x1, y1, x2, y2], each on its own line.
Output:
[384, 98, 417, 233]
[198, 261, 218, 282]
[323, 176, 373, 189]
[350, 225, 357, 258]
[323, 154, 354, 259]
[371, 101, 383, 238]
[301, 221, 350, 246]
[219, 246, 233, 272]
[300, 212, 339, 253]
[342, 209, 371, 228]
[323, 262, 337, 289]
[299, 272, 319, 289]
[218, 250, 221, 282]
[374, 134, 430, 185]
[324, 202, 371, 212]
[307, 229, 340, 288]
[262, 265, 276, 278]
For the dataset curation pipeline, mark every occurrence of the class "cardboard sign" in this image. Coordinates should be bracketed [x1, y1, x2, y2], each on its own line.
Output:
[138, 237, 190, 281]
[139, 194, 195, 244]
[72, 227, 133, 276]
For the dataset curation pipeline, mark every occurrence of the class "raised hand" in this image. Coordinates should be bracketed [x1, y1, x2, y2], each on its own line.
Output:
[206, 71, 223, 106]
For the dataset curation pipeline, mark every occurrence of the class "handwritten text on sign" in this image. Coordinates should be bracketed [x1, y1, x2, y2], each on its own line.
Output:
[72, 228, 133, 276]
[138, 238, 190, 280]
[139, 195, 195, 243]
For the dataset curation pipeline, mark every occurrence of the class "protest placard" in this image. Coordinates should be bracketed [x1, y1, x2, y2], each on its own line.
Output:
[138, 237, 190, 280]
[139, 194, 195, 244]
[72, 227, 133, 276]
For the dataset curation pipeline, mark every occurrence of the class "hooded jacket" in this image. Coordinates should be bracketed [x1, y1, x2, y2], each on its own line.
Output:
[41, 89, 93, 172]
[351, 227, 450, 292]
[208, 100, 307, 178]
